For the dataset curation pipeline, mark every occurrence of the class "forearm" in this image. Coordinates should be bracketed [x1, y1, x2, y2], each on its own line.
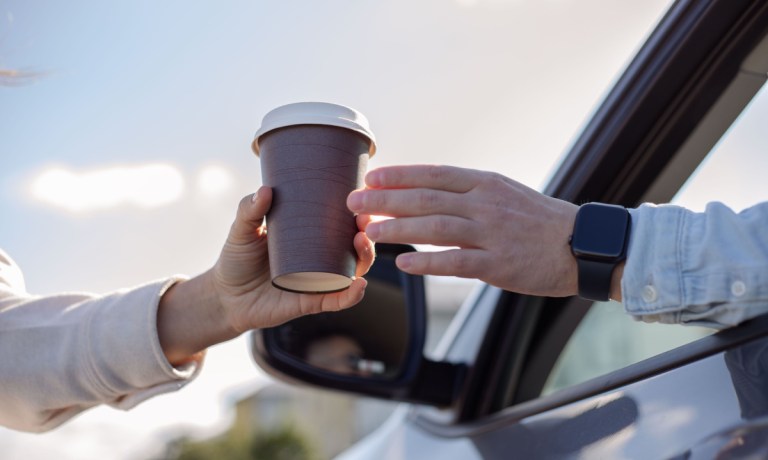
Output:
[157, 269, 238, 365]
[0, 278, 196, 432]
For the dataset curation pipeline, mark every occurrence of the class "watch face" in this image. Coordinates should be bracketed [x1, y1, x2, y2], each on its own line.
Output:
[571, 203, 630, 260]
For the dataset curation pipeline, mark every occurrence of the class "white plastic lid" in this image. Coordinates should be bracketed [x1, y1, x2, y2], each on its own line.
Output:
[252, 102, 377, 156]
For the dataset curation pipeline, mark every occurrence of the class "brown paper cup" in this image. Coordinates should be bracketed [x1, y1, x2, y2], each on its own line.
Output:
[253, 103, 376, 293]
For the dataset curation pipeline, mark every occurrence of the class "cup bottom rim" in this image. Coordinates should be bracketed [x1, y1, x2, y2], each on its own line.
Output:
[272, 271, 353, 294]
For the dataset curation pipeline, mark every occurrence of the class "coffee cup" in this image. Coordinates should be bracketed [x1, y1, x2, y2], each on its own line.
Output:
[252, 102, 377, 293]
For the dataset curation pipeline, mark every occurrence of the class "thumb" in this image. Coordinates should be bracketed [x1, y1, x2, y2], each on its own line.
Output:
[228, 186, 272, 245]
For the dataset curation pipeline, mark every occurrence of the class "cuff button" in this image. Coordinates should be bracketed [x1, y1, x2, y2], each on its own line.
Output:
[731, 281, 747, 297]
[642, 285, 658, 303]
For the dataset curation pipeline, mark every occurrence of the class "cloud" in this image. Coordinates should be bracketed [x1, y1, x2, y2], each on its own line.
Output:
[30, 164, 185, 213]
[196, 165, 234, 197]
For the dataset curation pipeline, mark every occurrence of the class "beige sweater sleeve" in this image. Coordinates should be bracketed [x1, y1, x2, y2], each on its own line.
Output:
[0, 249, 202, 432]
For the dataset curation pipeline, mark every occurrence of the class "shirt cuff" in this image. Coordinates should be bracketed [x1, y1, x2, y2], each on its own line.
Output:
[622, 202, 768, 327]
[84, 276, 204, 409]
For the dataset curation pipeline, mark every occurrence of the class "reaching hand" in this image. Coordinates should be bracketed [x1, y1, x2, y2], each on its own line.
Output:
[347, 165, 578, 297]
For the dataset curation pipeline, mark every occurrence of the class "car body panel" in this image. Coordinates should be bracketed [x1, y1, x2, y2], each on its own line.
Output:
[336, 407, 482, 460]
[346, 331, 768, 459]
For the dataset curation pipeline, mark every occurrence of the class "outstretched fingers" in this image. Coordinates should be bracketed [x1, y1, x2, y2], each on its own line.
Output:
[348, 187, 467, 218]
[365, 165, 484, 192]
[395, 249, 487, 279]
[365, 215, 478, 247]
[348, 165, 489, 218]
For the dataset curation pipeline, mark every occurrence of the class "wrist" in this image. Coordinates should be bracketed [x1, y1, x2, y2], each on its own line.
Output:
[157, 270, 236, 365]
[558, 203, 580, 297]
[610, 262, 625, 302]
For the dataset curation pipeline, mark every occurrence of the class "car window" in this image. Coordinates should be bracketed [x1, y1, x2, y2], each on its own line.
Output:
[542, 83, 768, 396]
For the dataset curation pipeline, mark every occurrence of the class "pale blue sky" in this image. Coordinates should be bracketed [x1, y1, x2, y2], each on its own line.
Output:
[2, 0, 675, 294]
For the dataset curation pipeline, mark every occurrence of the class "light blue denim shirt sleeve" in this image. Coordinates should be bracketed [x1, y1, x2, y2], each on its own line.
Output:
[622, 201, 768, 328]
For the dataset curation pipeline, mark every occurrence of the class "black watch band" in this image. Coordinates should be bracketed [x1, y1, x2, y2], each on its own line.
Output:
[570, 203, 631, 302]
[576, 258, 615, 302]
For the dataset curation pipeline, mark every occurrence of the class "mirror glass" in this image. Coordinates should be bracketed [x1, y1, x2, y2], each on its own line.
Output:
[273, 251, 410, 380]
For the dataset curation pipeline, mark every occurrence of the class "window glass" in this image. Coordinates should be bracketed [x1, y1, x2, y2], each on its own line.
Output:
[543, 302, 714, 395]
[543, 83, 768, 396]
[672, 86, 768, 213]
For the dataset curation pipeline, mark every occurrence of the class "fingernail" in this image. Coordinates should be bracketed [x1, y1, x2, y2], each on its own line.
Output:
[396, 253, 412, 270]
[366, 222, 380, 240]
[252, 186, 268, 203]
[347, 191, 364, 212]
[365, 171, 381, 187]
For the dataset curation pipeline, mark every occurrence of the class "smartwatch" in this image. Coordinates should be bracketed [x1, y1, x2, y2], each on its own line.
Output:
[569, 203, 631, 301]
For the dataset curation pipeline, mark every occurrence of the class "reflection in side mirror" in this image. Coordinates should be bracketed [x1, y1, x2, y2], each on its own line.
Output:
[273, 259, 410, 380]
[251, 244, 466, 407]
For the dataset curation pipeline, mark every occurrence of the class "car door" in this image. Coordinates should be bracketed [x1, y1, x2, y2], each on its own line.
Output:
[343, 1, 768, 458]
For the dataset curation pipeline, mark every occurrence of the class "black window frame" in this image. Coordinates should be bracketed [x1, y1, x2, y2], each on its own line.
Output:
[413, 0, 768, 430]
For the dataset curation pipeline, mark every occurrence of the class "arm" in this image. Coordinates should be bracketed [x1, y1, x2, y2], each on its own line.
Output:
[0, 262, 191, 433]
[348, 164, 768, 327]
[0, 187, 374, 432]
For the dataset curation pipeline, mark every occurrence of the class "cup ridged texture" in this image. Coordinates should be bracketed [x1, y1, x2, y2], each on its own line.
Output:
[260, 124, 370, 293]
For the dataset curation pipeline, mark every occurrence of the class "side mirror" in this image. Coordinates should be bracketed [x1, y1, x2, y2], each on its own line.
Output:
[250, 244, 466, 407]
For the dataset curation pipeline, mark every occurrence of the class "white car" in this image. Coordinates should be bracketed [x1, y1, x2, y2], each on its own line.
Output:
[253, 0, 768, 458]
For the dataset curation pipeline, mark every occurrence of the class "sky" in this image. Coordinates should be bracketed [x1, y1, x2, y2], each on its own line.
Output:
[6, 0, 765, 458]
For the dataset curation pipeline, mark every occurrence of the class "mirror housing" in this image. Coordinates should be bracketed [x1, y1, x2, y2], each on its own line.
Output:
[250, 244, 466, 407]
